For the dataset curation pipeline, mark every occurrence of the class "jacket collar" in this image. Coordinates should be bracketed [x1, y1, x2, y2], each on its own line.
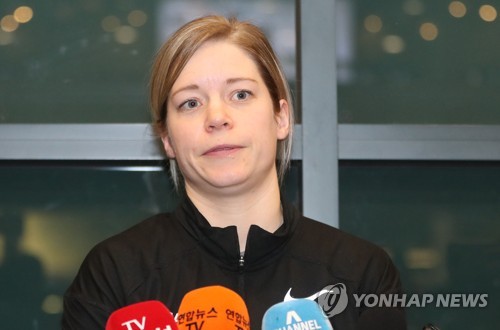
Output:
[174, 197, 300, 271]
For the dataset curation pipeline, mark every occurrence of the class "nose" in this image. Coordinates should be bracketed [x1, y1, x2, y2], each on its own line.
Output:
[205, 100, 233, 132]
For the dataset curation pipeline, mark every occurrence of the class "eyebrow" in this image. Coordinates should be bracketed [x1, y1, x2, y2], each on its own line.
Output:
[170, 77, 258, 98]
[226, 77, 258, 85]
[171, 84, 199, 99]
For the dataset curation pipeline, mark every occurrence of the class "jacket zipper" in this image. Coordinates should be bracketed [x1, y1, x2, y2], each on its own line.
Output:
[238, 252, 245, 297]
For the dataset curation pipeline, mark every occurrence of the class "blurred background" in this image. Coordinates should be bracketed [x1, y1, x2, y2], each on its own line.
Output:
[1, 0, 499, 329]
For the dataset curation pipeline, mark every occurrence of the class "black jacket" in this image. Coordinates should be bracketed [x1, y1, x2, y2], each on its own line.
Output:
[62, 198, 405, 329]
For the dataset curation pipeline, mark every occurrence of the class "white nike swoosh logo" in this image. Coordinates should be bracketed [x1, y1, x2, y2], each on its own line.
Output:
[284, 288, 335, 301]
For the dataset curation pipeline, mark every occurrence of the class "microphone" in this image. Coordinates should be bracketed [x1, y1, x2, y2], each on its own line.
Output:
[176, 285, 250, 330]
[262, 298, 333, 330]
[105, 300, 178, 330]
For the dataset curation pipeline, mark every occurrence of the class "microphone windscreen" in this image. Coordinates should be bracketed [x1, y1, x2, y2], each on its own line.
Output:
[105, 300, 178, 330]
[262, 298, 333, 330]
[176, 285, 250, 330]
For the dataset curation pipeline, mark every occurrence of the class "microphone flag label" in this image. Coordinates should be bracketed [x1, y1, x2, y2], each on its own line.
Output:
[262, 299, 333, 330]
[176, 285, 250, 330]
[121, 317, 145, 330]
[105, 300, 178, 330]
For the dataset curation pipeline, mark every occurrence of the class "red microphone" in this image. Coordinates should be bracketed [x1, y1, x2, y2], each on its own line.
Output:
[105, 300, 178, 330]
[176, 285, 250, 330]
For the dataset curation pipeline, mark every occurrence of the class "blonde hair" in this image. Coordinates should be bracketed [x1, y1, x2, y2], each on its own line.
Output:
[150, 15, 294, 190]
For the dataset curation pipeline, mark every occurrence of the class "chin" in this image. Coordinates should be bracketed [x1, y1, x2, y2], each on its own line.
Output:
[204, 171, 251, 190]
[208, 177, 247, 189]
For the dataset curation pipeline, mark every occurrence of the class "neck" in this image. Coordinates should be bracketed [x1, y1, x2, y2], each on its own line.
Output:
[185, 175, 283, 252]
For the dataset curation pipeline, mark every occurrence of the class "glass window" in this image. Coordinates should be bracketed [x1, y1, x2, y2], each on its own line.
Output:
[337, 0, 500, 124]
[0, 161, 301, 328]
[0, 0, 296, 123]
[339, 162, 500, 329]
[0, 164, 178, 328]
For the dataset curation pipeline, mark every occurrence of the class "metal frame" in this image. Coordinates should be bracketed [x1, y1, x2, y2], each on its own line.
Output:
[0, 124, 302, 161]
[340, 124, 500, 160]
[298, 0, 339, 227]
[0, 124, 162, 160]
[2, 124, 500, 161]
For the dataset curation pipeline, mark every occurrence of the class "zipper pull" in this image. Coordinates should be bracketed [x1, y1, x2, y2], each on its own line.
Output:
[239, 252, 245, 268]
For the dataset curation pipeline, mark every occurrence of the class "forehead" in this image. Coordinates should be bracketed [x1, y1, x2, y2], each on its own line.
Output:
[172, 40, 263, 87]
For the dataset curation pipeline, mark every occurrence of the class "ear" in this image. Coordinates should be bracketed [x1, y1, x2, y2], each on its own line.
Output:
[275, 99, 290, 140]
[161, 133, 176, 159]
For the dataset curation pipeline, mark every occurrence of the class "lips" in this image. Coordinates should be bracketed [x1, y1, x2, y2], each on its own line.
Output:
[203, 144, 243, 156]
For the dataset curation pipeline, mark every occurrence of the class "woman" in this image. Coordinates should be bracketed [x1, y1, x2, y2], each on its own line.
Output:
[63, 15, 405, 329]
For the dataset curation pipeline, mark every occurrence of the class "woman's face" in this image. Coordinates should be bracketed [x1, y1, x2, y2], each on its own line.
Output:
[162, 40, 290, 196]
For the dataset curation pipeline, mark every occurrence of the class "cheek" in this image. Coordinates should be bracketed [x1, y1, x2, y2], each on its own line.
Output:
[168, 123, 200, 155]
[260, 110, 280, 137]
[250, 114, 279, 150]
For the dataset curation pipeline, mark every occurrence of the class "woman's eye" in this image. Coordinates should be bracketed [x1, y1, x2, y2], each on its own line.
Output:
[233, 90, 252, 101]
[179, 99, 200, 110]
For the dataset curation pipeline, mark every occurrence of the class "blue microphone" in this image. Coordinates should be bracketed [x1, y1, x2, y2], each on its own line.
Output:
[262, 299, 333, 330]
